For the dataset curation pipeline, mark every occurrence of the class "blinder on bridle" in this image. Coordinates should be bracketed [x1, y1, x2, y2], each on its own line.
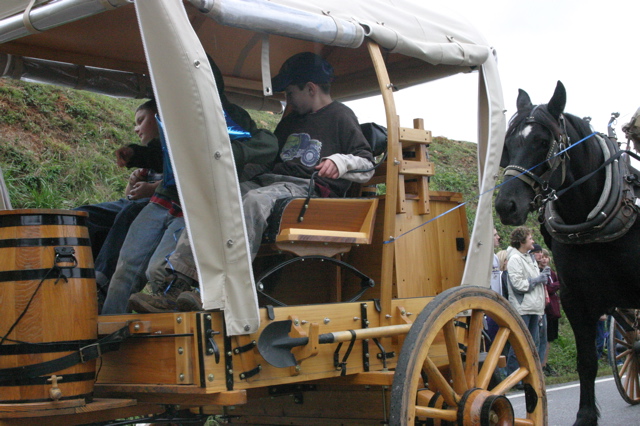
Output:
[503, 105, 570, 210]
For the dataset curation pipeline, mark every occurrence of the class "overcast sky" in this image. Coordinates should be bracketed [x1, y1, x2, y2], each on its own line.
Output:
[347, 0, 639, 145]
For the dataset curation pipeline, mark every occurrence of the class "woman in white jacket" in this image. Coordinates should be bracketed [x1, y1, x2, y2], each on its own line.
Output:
[505, 227, 550, 377]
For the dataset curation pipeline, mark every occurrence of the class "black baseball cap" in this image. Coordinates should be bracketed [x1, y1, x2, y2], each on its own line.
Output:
[272, 52, 334, 92]
[529, 244, 543, 253]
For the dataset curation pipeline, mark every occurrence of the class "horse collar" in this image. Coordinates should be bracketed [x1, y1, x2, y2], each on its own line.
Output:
[543, 134, 640, 244]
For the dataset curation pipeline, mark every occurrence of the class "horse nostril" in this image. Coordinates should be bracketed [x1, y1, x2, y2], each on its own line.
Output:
[496, 197, 516, 220]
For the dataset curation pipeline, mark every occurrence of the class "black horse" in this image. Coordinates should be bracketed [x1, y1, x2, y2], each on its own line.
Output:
[495, 81, 640, 426]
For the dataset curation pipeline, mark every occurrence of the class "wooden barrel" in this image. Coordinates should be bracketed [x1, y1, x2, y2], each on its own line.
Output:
[0, 209, 97, 404]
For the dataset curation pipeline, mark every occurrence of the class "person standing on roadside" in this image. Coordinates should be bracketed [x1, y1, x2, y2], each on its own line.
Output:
[505, 227, 550, 377]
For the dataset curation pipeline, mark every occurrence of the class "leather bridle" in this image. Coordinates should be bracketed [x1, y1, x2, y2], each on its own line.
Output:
[503, 105, 570, 209]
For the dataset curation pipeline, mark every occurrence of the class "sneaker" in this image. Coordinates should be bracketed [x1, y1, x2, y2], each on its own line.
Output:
[176, 290, 203, 312]
[127, 274, 191, 313]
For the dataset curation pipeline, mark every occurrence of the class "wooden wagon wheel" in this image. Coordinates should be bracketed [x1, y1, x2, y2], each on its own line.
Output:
[389, 286, 546, 425]
[608, 308, 640, 405]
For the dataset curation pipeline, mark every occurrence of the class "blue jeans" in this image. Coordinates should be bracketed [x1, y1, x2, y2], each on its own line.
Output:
[75, 198, 148, 259]
[538, 314, 548, 364]
[506, 314, 540, 376]
[101, 202, 184, 314]
[94, 199, 148, 297]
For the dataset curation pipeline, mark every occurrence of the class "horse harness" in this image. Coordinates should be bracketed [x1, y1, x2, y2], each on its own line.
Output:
[504, 106, 640, 244]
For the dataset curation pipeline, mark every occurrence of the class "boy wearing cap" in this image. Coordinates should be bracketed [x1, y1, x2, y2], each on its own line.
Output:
[240, 52, 375, 259]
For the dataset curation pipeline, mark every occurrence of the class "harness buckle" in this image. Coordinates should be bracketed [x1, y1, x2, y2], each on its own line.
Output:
[544, 190, 558, 203]
[79, 342, 101, 363]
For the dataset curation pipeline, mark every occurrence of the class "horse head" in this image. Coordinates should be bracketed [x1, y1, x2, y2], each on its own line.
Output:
[495, 81, 570, 225]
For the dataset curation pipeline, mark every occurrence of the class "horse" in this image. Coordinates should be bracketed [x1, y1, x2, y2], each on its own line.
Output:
[495, 81, 640, 426]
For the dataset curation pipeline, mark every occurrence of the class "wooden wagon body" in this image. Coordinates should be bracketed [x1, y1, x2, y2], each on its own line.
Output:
[0, 1, 547, 424]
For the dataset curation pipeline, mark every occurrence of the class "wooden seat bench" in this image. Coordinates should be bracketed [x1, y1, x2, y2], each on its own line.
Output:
[262, 197, 378, 257]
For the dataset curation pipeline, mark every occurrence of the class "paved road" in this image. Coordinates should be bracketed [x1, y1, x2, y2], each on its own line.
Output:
[508, 375, 640, 425]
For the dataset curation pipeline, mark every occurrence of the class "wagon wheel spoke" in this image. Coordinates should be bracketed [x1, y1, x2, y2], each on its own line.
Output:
[631, 362, 640, 399]
[614, 336, 632, 349]
[414, 388, 459, 423]
[613, 338, 631, 349]
[478, 326, 510, 389]
[624, 360, 635, 396]
[491, 367, 529, 395]
[414, 406, 458, 422]
[464, 310, 484, 388]
[614, 322, 629, 341]
[442, 319, 466, 394]
[619, 353, 632, 376]
[423, 355, 460, 407]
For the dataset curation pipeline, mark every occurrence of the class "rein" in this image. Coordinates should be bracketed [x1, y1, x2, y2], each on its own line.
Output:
[555, 148, 640, 198]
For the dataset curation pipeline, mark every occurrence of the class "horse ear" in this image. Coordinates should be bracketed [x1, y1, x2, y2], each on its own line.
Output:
[516, 89, 533, 112]
[547, 81, 566, 119]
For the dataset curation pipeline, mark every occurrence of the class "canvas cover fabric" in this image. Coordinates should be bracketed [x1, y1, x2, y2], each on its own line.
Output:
[135, 0, 259, 335]
[0, 0, 505, 332]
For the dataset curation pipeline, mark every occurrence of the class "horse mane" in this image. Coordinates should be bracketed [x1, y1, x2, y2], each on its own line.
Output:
[562, 112, 594, 142]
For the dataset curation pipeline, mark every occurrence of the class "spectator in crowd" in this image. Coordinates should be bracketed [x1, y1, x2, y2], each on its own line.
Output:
[505, 227, 550, 380]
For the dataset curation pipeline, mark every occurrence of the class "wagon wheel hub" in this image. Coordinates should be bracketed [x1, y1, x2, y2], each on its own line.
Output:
[457, 388, 514, 426]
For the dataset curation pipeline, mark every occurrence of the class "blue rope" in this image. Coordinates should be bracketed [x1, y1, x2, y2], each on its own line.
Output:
[382, 132, 597, 244]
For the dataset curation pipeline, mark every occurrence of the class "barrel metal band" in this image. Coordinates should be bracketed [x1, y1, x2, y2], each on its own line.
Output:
[0, 237, 90, 248]
[0, 214, 87, 227]
[0, 267, 95, 283]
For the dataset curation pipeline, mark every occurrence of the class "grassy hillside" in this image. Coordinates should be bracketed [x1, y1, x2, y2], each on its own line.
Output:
[0, 79, 279, 209]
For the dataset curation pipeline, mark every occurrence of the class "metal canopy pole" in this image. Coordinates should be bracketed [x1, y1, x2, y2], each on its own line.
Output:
[0, 0, 131, 44]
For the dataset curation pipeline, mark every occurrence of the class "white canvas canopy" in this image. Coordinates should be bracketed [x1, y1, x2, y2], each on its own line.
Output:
[0, 0, 505, 335]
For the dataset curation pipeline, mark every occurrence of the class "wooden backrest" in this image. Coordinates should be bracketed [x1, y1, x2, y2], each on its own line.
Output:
[274, 198, 378, 245]
[263, 197, 379, 257]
